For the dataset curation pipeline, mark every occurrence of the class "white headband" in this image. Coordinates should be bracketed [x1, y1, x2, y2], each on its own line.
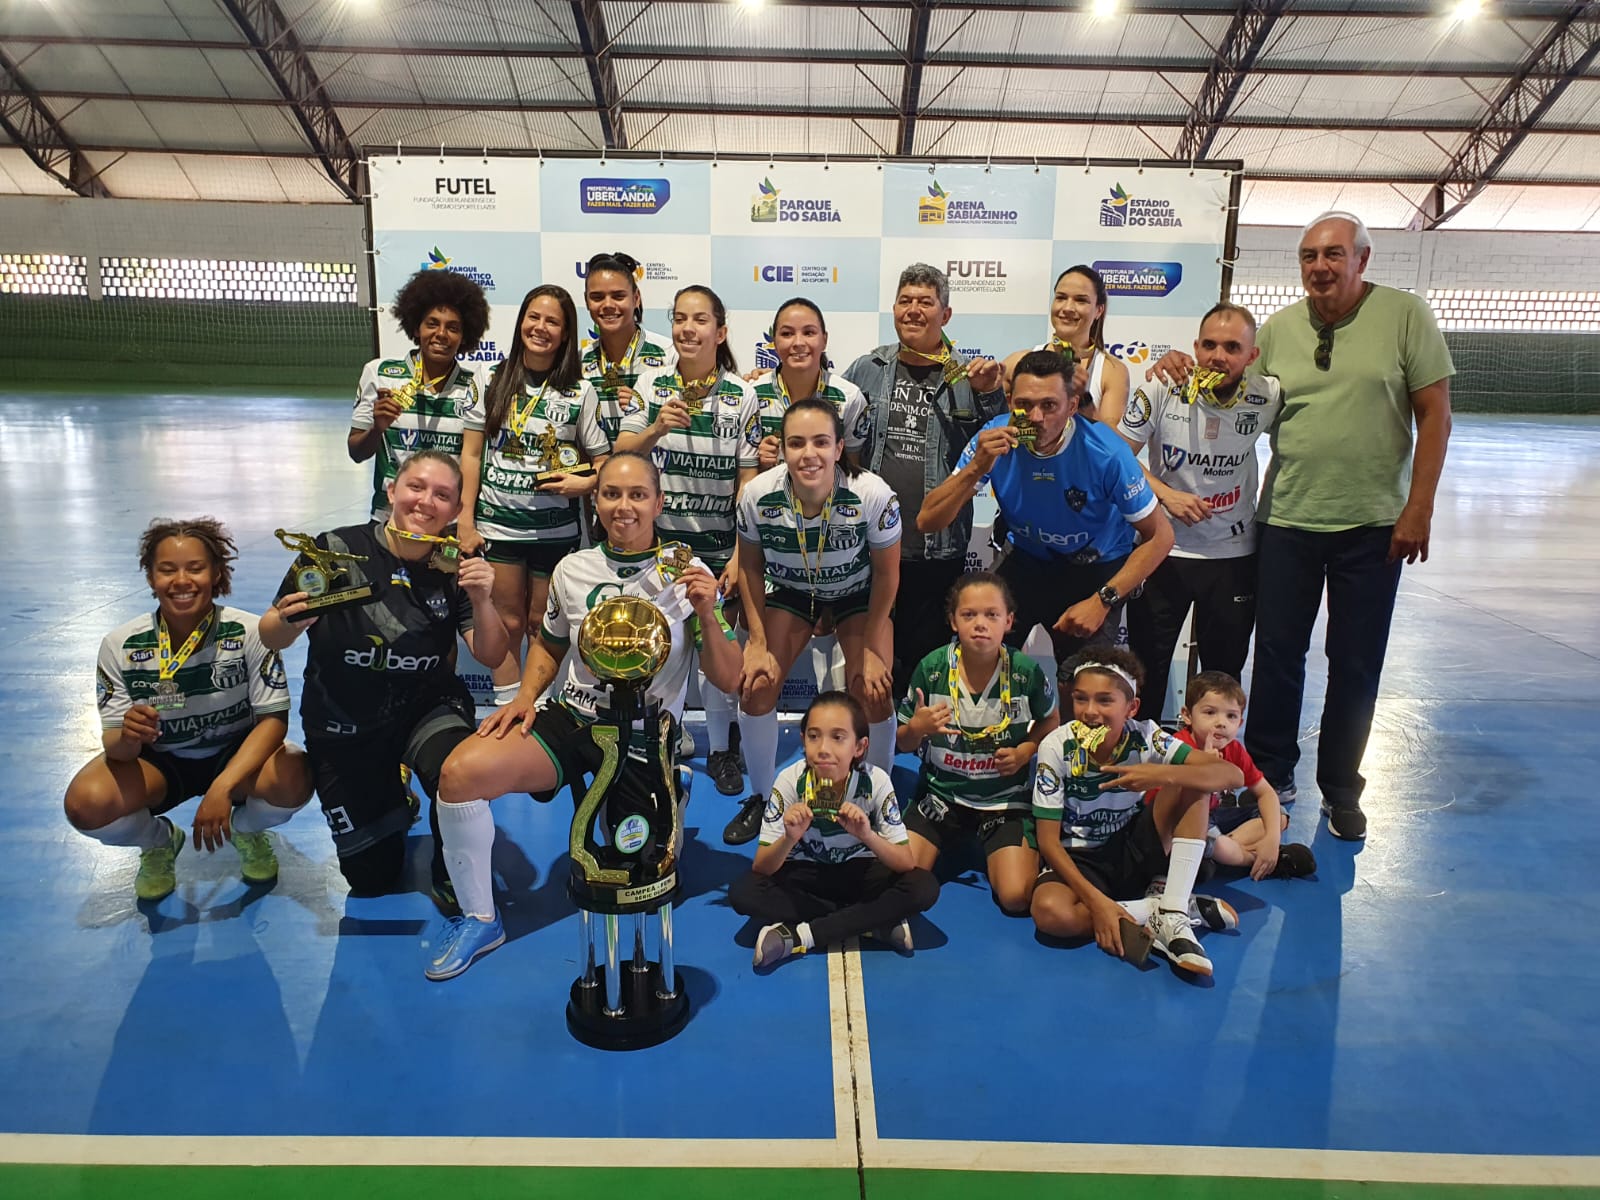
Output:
[1073, 660, 1140, 694]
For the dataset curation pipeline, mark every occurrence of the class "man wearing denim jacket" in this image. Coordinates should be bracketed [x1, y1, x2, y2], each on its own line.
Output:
[844, 263, 1007, 696]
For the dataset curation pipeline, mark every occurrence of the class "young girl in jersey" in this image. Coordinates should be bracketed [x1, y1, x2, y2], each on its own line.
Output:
[429, 452, 742, 980]
[260, 451, 509, 904]
[897, 571, 1059, 914]
[616, 285, 761, 842]
[731, 691, 937, 966]
[1003, 265, 1129, 426]
[348, 269, 488, 521]
[750, 297, 870, 470]
[65, 518, 311, 902]
[578, 250, 675, 447]
[736, 399, 902, 825]
[459, 284, 610, 706]
[1030, 647, 1243, 977]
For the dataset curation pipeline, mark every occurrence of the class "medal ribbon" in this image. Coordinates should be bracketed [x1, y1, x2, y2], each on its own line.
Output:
[899, 333, 965, 381]
[157, 611, 214, 683]
[507, 378, 549, 441]
[1181, 368, 1237, 408]
[385, 524, 458, 547]
[1066, 720, 1131, 778]
[776, 368, 827, 407]
[597, 328, 640, 383]
[395, 354, 449, 412]
[946, 643, 1012, 745]
[789, 476, 833, 595]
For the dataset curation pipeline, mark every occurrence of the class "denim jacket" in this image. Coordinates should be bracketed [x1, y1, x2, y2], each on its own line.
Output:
[843, 343, 1008, 562]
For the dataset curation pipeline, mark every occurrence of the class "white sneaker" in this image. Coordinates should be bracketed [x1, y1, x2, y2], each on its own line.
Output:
[885, 919, 913, 955]
[1150, 907, 1213, 976]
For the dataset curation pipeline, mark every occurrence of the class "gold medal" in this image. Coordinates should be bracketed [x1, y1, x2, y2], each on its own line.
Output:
[393, 356, 448, 412]
[1182, 368, 1231, 407]
[656, 541, 693, 582]
[1008, 407, 1039, 449]
[152, 678, 186, 712]
[503, 434, 526, 461]
[153, 610, 213, 710]
[803, 769, 846, 819]
[1067, 720, 1113, 777]
[948, 644, 1012, 751]
[678, 370, 717, 415]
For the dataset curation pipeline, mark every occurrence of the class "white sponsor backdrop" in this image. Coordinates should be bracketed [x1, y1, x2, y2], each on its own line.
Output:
[368, 156, 1233, 707]
[369, 156, 1231, 379]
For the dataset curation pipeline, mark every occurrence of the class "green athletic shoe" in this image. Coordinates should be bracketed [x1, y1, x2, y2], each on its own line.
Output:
[232, 830, 280, 886]
[135, 818, 184, 901]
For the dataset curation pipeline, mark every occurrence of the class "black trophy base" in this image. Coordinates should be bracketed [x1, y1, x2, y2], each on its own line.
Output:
[290, 585, 378, 621]
[567, 967, 689, 1051]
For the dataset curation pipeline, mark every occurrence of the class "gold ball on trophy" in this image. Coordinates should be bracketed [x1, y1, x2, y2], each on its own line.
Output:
[578, 595, 672, 683]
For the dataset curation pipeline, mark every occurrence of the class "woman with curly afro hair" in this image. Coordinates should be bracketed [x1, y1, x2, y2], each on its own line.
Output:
[349, 268, 490, 520]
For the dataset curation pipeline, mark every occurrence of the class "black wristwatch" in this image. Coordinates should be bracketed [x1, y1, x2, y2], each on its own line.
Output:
[1096, 584, 1121, 608]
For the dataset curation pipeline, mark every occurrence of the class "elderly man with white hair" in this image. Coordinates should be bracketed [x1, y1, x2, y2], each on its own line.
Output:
[1150, 211, 1453, 843]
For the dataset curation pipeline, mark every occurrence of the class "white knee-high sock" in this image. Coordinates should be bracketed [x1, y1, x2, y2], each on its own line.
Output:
[866, 717, 897, 772]
[437, 799, 497, 920]
[83, 809, 169, 850]
[738, 708, 781, 802]
[1159, 837, 1207, 914]
[701, 674, 736, 754]
[1118, 897, 1153, 924]
[492, 682, 520, 707]
[231, 794, 298, 834]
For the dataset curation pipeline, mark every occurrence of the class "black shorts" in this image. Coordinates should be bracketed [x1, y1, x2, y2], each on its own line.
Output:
[144, 734, 250, 816]
[484, 538, 575, 576]
[1045, 804, 1168, 899]
[766, 584, 871, 624]
[527, 702, 680, 829]
[904, 791, 1033, 857]
[307, 699, 474, 858]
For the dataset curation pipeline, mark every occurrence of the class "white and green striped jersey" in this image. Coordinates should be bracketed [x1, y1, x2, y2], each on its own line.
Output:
[621, 368, 761, 566]
[466, 366, 610, 544]
[1033, 718, 1191, 848]
[758, 761, 907, 865]
[736, 464, 901, 599]
[579, 327, 675, 446]
[898, 645, 1056, 812]
[749, 371, 872, 458]
[351, 351, 478, 520]
[540, 542, 735, 723]
[96, 606, 289, 759]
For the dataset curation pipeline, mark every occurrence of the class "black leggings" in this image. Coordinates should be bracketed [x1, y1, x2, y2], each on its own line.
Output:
[1126, 553, 1257, 724]
[309, 704, 473, 896]
[730, 859, 938, 946]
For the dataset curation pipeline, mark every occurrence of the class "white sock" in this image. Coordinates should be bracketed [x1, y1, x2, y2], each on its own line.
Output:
[83, 809, 169, 850]
[492, 682, 520, 707]
[738, 708, 781, 803]
[796, 921, 816, 950]
[231, 794, 297, 835]
[1021, 624, 1057, 691]
[437, 799, 497, 920]
[1160, 837, 1207, 915]
[702, 675, 736, 754]
[1118, 897, 1153, 924]
[866, 717, 897, 772]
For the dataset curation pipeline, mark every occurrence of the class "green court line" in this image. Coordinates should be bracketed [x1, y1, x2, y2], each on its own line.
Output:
[0, 1164, 861, 1200]
[7, 1164, 1599, 1200]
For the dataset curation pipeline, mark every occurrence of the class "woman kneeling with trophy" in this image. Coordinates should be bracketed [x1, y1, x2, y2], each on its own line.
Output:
[259, 450, 509, 905]
[428, 452, 742, 981]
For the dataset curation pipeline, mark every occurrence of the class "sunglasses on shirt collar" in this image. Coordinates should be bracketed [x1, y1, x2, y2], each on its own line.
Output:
[1315, 324, 1334, 371]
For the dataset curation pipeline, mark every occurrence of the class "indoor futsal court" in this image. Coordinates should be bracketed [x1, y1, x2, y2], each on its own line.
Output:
[4, 1, 1600, 1197]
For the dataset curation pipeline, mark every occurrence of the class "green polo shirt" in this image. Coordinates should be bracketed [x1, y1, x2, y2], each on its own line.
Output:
[1256, 284, 1454, 532]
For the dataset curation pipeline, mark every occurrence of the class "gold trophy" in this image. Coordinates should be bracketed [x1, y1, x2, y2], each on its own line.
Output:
[567, 595, 690, 1050]
[532, 427, 596, 483]
[1009, 407, 1039, 449]
[274, 529, 377, 619]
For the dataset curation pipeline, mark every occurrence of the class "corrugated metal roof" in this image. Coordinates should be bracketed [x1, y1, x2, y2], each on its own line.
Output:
[1262, 12, 1544, 70]
[917, 65, 1195, 119]
[619, 58, 896, 116]
[4, 0, 239, 42]
[605, 1, 904, 55]
[0, 147, 74, 197]
[1537, 79, 1600, 129]
[625, 111, 895, 157]
[1442, 181, 1600, 231]
[344, 106, 603, 153]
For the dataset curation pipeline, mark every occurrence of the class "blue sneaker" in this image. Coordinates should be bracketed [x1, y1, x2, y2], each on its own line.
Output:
[425, 913, 505, 981]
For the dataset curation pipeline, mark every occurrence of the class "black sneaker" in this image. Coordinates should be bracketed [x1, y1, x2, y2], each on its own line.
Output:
[1269, 842, 1318, 878]
[1274, 780, 1298, 806]
[706, 749, 745, 797]
[723, 795, 765, 845]
[1323, 802, 1367, 841]
[429, 877, 461, 917]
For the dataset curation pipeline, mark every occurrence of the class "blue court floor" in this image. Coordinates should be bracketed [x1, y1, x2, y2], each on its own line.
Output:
[0, 393, 1596, 1195]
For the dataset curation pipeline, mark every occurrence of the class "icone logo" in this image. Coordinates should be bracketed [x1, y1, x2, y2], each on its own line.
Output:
[342, 636, 441, 672]
[1107, 340, 1151, 365]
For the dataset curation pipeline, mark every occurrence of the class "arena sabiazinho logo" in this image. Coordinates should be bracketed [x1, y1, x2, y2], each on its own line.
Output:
[1098, 183, 1184, 229]
[917, 178, 1017, 228]
[420, 247, 495, 291]
[580, 177, 671, 214]
[749, 175, 842, 224]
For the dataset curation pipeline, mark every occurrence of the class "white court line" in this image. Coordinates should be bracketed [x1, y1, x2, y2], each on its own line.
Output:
[0, 1133, 849, 1171]
[841, 948, 1600, 1189]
